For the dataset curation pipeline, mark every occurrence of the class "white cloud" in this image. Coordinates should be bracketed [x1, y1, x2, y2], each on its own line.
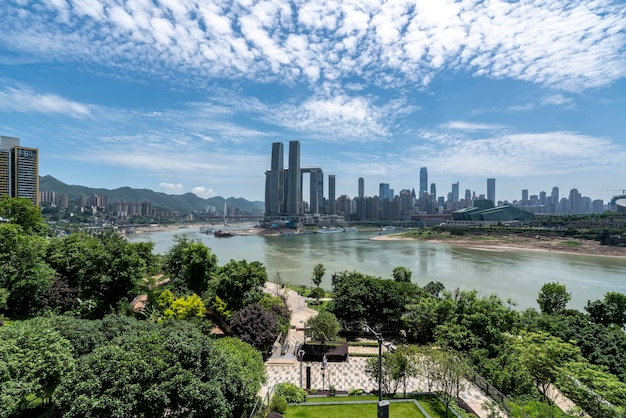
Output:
[412, 131, 626, 178]
[159, 182, 184, 191]
[1, 0, 623, 92]
[0, 85, 91, 117]
[440, 121, 504, 131]
[192, 186, 216, 198]
[541, 94, 574, 107]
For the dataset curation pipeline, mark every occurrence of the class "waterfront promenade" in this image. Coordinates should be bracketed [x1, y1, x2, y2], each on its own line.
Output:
[260, 282, 501, 417]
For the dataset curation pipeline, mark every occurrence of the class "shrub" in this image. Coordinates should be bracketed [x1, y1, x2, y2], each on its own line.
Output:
[329, 384, 336, 396]
[274, 382, 307, 403]
[270, 395, 287, 414]
[348, 388, 364, 396]
[308, 389, 318, 395]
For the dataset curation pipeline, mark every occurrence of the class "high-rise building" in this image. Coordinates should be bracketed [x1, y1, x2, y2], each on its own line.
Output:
[287, 141, 301, 214]
[267, 142, 284, 215]
[487, 178, 495, 203]
[451, 182, 459, 202]
[328, 174, 336, 215]
[379, 183, 391, 201]
[358, 177, 364, 199]
[430, 183, 436, 199]
[419, 167, 428, 194]
[0, 136, 39, 206]
[522, 189, 529, 205]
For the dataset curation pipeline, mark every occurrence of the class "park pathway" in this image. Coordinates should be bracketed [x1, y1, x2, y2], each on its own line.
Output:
[261, 282, 504, 417]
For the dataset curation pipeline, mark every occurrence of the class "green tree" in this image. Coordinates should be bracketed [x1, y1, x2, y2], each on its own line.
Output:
[392, 266, 412, 283]
[430, 349, 469, 417]
[305, 311, 341, 346]
[0, 196, 48, 236]
[259, 294, 291, 334]
[537, 282, 571, 315]
[163, 235, 218, 294]
[0, 223, 54, 315]
[211, 259, 267, 312]
[586, 292, 626, 328]
[515, 331, 581, 404]
[0, 318, 75, 416]
[214, 337, 267, 417]
[311, 263, 326, 288]
[273, 382, 306, 403]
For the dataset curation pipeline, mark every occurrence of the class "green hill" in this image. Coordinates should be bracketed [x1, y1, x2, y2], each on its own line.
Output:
[39, 175, 264, 214]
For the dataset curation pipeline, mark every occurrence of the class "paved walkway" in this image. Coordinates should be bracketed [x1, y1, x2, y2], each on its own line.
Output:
[261, 282, 504, 417]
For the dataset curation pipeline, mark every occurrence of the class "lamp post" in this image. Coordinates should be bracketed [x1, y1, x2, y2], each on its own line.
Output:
[298, 350, 305, 389]
[364, 323, 391, 418]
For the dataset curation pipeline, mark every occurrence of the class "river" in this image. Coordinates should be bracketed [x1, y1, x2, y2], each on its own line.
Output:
[127, 226, 626, 312]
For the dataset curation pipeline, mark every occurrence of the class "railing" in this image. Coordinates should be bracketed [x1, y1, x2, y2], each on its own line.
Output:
[469, 371, 511, 413]
[247, 386, 273, 418]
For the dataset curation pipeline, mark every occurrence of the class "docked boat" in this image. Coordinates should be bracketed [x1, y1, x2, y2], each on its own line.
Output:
[214, 230, 234, 238]
[317, 226, 344, 234]
[199, 226, 215, 234]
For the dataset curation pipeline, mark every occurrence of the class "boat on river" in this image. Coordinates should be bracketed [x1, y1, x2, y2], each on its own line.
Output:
[317, 226, 344, 234]
[214, 230, 234, 238]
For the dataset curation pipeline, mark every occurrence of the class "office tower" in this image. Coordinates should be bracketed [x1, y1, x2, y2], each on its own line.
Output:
[430, 183, 436, 199]
[569, 188, 582, 213]
[328, 174, 336, 215]
[379, 183, 391, 201]
[465, 189, 471, 201]
[487, 178, 495, 203]
[522, 189, 529, 204]
[0, 136, 39, 206]
[267, 142, 284, 215]
[287, 140, 301, 214]
[539, 191, 547, 206]
[358, 177, 364, 199]
[419, 167, 428, 194]
[309, 168, 323, 214]
[451, 182, 459, 202]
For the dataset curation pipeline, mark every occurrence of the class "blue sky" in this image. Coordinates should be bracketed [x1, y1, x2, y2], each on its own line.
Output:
[0, 0, 625, 203]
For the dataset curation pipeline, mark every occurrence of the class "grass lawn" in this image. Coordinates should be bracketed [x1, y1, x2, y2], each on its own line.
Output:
[285, 402, 427, 418]
[304, 394, 453, 417]
[306, 300, 330, 312]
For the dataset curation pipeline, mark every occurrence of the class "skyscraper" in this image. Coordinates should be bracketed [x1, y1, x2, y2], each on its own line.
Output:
[287, 140, 301, 214]
[522, 189, 529, 204]
[419, 167, 428, 194]
[358, 177, 364, 199]
[267, 142, 284, 215]
[328, 175, 336, 215]
[0, 136, 39, 206]
[451, 182, 459, 202]
[487, 178, 495, 203]
[379, 183, 391, 201]
[430, 183, 436, 198]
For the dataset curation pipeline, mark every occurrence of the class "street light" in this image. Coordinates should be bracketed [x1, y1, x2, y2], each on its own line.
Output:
[363, 323, 391, 418]
[298, 349, 305, 389]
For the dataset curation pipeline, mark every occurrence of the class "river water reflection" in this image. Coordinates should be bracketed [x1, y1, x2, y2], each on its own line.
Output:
[128, 227, 626, 311]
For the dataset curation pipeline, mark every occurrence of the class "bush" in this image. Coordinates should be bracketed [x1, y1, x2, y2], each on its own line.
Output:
[308, 389, 318, 395]
[270, 395, 287, 414]
[348, 388, 364, 396]
[274, 382, 307, 403]
[329, 385, 336, 396]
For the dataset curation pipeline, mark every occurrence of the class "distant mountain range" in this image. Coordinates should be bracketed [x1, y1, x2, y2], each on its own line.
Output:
[39, 175, 264, 214]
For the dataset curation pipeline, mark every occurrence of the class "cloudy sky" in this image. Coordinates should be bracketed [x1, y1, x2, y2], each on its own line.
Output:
[1, 0, 625, 203]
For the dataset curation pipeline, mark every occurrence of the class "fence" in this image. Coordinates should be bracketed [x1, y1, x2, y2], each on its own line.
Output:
[469, 371, 511, 413]
[247, 386, 273, 418]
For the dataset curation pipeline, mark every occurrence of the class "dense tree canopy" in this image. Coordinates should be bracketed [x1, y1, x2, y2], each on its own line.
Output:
[330, 270, 424, 331]
[537, 282, 571, 315]
[0, 197, 48, 236]
[163, 235, 218, 294]
[0, 318, 75, 416]
[306, 311, 341, 345]
[211, 259, 267, 312]
[0, 223, 54, 315]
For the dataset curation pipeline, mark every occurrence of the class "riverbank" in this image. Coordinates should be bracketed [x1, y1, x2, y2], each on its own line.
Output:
[371, 233, 626, 258]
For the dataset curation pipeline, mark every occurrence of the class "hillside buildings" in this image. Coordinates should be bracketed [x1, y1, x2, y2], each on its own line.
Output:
[0, 136, 39, 206]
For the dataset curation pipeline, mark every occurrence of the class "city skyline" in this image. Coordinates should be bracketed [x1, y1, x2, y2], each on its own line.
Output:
[1, 1, 625, 203]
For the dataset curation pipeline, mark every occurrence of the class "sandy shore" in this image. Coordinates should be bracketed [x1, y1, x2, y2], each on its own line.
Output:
[371, 233, 626, 258]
